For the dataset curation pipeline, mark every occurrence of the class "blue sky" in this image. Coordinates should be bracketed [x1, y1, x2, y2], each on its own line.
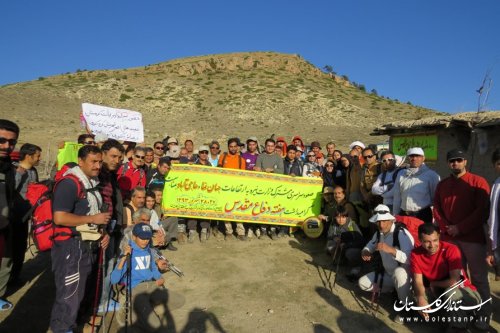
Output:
[1, 0, 499, 113]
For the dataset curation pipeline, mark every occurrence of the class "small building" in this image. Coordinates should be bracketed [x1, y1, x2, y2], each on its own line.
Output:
[371, 111, 500, 183]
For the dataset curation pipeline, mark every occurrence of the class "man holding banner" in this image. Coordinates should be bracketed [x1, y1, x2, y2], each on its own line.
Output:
[217, 138, 247, 241]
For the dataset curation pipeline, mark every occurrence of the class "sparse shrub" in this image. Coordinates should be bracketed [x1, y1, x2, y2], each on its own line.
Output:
[119, 94, 132, 102]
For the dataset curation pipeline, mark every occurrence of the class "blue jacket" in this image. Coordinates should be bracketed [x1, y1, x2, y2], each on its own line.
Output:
[111, 241, 162, 289]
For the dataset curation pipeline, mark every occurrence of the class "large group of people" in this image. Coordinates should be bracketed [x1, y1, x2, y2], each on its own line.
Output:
[0, 118, 499, 332]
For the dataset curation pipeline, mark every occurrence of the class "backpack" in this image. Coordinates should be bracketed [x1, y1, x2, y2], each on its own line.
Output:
[394, 215, 424, 248]
[380, 167, 404, 187]
[374, 218, 420, 249]
[24, 174, 89, 252]
[120, 162, 145, 183]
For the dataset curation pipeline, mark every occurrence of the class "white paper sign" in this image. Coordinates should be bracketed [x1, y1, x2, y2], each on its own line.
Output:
[82, 103, 144, 142]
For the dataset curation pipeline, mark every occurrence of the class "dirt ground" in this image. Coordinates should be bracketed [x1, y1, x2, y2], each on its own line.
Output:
[1, 231, 499, 333]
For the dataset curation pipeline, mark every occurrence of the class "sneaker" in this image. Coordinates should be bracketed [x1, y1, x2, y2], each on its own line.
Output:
[247, 229, 255, 239]
[97, 299, 120, 313]
[200, 229, 208, 243]
[188, 230, 196, 243]
[177, 232, 187, 244]
[166, 242, 178, 251]
[0, 298, 12, 311]
[259, 228, 267, 239]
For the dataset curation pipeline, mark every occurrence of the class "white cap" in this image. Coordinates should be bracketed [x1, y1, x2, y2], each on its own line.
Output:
[369, 204, 396, 223]
[198, 145, 209, 152]
[406, 147, 425, 156]
[349, 141, 366, 150]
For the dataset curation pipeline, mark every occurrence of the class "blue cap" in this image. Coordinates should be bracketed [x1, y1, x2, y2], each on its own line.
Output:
[132, 223, 153, 240]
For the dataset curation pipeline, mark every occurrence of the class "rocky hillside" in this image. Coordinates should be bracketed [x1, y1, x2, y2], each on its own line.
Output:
[0, 51, 441, 154]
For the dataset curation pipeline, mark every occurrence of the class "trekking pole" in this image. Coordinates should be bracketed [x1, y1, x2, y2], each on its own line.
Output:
[157, 253, 184, 277]
[124, 252, 132, 332]
[333, 245, 344, 289]
[327, 242, 340, 285]
[370, 271, 384, 315]
[91, 245, 104, 333]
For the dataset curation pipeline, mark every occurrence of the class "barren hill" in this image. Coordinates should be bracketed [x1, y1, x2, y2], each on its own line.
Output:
[0, 51, 441, 153]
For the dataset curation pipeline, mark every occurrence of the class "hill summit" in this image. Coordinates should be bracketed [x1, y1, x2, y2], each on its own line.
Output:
[0, 51, 440, 151]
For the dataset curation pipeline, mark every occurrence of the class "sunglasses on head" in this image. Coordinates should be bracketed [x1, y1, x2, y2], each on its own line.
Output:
[135, 155, 145, 160]
[382, 158, 395, 163]
[448, 158, 464, 163]
[0, 137, 17, 146]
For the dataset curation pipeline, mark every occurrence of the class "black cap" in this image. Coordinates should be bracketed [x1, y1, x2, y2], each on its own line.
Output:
[446, 149, 467, 161]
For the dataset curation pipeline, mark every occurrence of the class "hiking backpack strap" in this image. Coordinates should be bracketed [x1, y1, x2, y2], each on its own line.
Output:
[219, 153, 228, 167]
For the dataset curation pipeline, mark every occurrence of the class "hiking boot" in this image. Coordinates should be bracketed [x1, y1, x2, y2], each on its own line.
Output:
[237, 235, 247, 241]
[225, 233, 235, 241]
[177, 232, 187, 244]
[188, 230, 196, 243]
[166, 242, 178, 251]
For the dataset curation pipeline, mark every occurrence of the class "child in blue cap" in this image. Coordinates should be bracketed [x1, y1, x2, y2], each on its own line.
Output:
[111, 222, 166, 330]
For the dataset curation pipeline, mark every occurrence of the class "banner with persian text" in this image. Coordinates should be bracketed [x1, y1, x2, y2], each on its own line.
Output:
[392, 133, 438, 161]
[57, 142, 82, 170]
[162, 164, 323, 226]
[82, 103, 144, 142]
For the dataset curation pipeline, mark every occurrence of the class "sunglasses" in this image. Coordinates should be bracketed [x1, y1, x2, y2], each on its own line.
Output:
[363, 155, 374, 159]
[409, 154, 422, 158]
[135, 155, 145, 160]
[448, 158, 464, 163]
[199, 151, 208, 154]
[210, 146, 219, 150]
[84, 141, 95, 145]
[325, 164, 334, 167]
[0, 137, 17, 146]
[155, 146, 164, 150]
[382, 158, 395, 163]
[307, 155, 316, 158]
[374, 210, 390, 214]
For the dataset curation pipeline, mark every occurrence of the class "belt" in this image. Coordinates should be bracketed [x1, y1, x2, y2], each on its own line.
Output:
[402, 206, 430, 216]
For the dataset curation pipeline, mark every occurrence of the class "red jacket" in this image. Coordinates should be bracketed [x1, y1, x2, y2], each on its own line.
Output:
[433, 172, 490, 243]
[117, 161, 146, 200]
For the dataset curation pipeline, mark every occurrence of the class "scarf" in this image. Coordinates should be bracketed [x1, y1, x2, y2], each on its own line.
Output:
[64, 166, 102, 241]
[488, 177, 500, 250]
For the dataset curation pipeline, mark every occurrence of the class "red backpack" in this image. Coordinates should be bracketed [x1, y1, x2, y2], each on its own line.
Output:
[394, 215, 424, 247]
[25, 174, 85, 252]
